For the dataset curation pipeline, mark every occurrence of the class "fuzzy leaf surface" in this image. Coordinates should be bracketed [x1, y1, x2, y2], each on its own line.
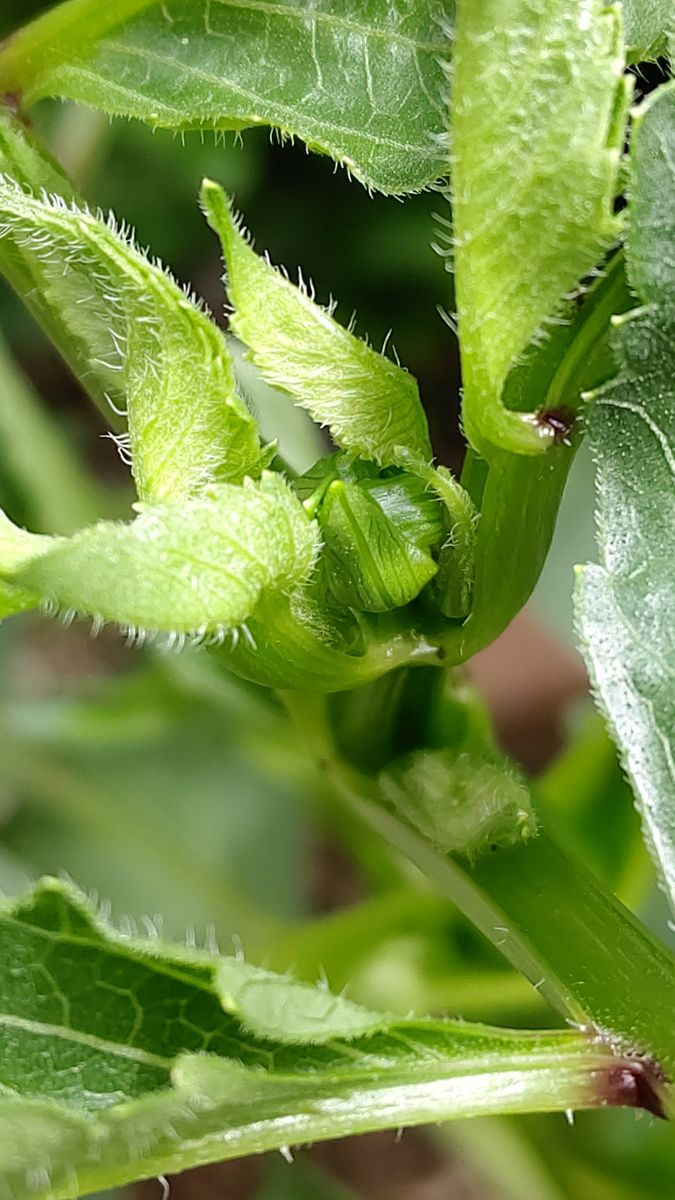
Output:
[621, 0, 673, 59]
[21, 0, 454, 195]
[0, 177, 260, 499]
[452, 0, 629, 456]
[576, 84, 675, 915]
[0, 878, 617, 1199]
[0, 475, 318, 637]
[202, 182, 432, 466]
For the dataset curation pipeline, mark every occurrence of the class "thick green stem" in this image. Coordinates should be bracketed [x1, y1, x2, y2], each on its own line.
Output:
[285, 692, 675, 1095]
[0, 0, 157, 98]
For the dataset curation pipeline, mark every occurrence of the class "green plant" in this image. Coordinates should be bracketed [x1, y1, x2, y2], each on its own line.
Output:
[0, 1, 673, 1197]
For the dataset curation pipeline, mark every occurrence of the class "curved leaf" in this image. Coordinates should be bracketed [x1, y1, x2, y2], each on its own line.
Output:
[0, 176, 261, 500]
[202, 181, 432, 467]
[576, 83, 675, 916]
[0, 474, 319, 639]
[0, 878, 621, 1199]
[452, 0, 630, 457]
[10, 0, 455, 196]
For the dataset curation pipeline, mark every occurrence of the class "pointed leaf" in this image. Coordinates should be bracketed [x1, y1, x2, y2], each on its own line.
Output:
[0, 176, 261, 500]
[0, 475, 319, 639]
[576, 84, 675, 915]
[202, 181, 432, 467]
[452, 0, 630, 456]
[8, 1, 455, 196]
[0, 878, 620, 1198]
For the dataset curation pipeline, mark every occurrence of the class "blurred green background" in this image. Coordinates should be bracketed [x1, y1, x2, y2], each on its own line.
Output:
[1, 3, 674, 1198]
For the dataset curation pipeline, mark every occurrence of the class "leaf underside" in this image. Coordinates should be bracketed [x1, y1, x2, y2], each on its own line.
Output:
[0, 879, 614, 1200]
[25, 0, 455, 195]
[576, 83, 675, 916]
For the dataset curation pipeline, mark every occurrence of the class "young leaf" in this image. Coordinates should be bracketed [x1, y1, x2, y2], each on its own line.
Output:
[202, 181, 432, 467]
[399, 454, 476, 618]
[7, 1, 455, 196]
[0, 877, 626, 1199]
[0, 474, 319, 639]
[317, 480, 438, 613]
[379, 747, 536, 860]
[0, 177, 261, 500]
[576, 83, 675, 916]
[452, 0, 630, 456]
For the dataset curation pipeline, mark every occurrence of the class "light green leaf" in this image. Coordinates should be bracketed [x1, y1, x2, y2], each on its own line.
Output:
[621, 0, 673, 59]
[379, 748, 536, 861]
[10, 1, 455, 196]
[0, 877, 622, 1198]
[400, 454, 476, 618]
[317, 479, 438, 613]
[0, 474, 319, 637]
[0, 176, 261, 499]
[202, 181, 432, 467]
[452, 0, 630, 457]
[576, 84, 675, 915]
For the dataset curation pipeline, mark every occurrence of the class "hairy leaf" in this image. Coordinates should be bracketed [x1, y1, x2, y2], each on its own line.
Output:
[0, 176, 261, 499]
[452, 0, 630, 456]
[576, 84, 675, 915]
[0, 474, 319, 639]
[0, 878, 620, 1198]
[621, 0, 673, 59]
[14, 0, 455, 195]
[379, 748, 536, 860]
[202, 181, 432, 466]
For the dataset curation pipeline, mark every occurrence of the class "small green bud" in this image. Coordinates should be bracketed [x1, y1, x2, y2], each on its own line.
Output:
[318, 479, 437, 613]
[379, 747, 537, 860]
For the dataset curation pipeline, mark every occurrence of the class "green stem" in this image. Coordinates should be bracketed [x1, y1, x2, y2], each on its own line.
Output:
[0, 0, 157, 98]
[285, 692, 675, 1087]
[453, 251, 631, 661]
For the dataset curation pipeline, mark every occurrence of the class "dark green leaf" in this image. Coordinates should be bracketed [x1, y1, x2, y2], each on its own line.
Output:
[13, 0, 455, 195]
[576, 83, 675, 916]
[0, 878, 623, 1198]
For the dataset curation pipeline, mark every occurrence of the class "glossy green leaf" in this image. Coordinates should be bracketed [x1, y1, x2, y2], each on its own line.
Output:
[202, 181, 432, 466]
[452, 0, 630, 456]
[8, 1, 454, 195]
[0, 474, 319, 638]
[0, 877, 624, 1198]
[0, 176, 261, 499]
[317, 479, 437, 613]
[576, 84, 675, 916]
